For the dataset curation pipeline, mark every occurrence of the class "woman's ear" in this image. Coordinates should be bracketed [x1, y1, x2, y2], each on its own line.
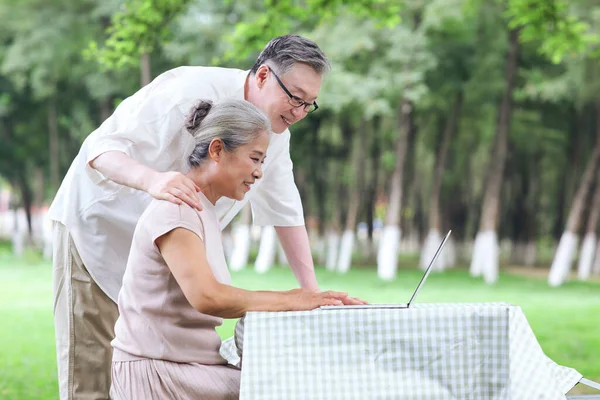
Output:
[208, 138, 224, 162]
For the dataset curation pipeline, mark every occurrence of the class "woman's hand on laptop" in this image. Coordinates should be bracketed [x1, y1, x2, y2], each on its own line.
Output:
[310, 288, 369, 306]
[340, 296, 369, 306]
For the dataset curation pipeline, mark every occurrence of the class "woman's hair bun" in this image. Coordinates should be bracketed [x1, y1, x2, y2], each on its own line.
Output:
[185, 100, 213, 132]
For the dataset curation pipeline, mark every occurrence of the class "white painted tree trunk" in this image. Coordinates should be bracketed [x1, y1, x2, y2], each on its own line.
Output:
[548, 231, 578, 287]
[469, 230, 499, 284]
[229, 224, 251, 271]
[0, 209, 15, 237]
[377, 225, 401, 280]
[470, 234, 484, 277]
[577, 233, 596, 281]
[12, 230, 25, 257]
[593, 237, 600, 275]
[12, 208, 28, 257]
[255, 226, 277, 274]
[337, 230, 355, 274]
[419, 229, 445, 271]
[325, 231, 340, 271]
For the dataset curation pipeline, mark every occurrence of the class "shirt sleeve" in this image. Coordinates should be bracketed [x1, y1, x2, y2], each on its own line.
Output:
[83, 70, 212, 185]
[146, 201, 206, 251]
[249, 131, 305, 227]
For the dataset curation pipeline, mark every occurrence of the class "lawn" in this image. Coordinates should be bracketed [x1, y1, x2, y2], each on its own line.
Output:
[1, 249, 599, 399]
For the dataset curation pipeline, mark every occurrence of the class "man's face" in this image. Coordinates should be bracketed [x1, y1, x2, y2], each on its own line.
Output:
[252, 63, 322, 134]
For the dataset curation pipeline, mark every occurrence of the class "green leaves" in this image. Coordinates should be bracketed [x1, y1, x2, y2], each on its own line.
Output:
[505, 0, 598, 63]
[86, 0, 191, 69]
[222, 0, 401, 62]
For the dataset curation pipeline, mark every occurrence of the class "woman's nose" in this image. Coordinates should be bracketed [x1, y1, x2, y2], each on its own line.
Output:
[253, 165, 263, 180]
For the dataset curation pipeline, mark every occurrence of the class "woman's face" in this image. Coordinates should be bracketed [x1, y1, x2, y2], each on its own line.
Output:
[217, 132, 270, 201]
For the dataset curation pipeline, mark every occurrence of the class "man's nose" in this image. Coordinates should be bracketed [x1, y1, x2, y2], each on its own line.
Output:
[289, 106, 307, 119]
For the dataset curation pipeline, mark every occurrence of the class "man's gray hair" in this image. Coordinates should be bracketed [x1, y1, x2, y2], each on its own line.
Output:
[185, 99, 271, 167]
[250, 34, 331, 76]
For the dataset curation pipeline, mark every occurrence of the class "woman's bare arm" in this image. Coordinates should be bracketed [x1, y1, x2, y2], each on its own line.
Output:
[155, 227, 348, 319]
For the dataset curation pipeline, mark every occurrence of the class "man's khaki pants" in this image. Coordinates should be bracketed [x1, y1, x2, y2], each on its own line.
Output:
[52, 222, 119, 400]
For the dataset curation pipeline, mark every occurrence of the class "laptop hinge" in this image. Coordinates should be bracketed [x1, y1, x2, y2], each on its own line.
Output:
[580, 377, 600, 391]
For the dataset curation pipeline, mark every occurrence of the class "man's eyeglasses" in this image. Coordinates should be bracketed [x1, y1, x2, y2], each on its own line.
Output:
[267, 66, 319, 113]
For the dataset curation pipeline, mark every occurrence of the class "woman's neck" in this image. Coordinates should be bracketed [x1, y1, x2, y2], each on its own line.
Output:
[186, 166, 221, 206]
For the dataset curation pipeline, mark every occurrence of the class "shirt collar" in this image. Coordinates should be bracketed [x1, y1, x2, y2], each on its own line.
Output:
[198, 191, 217, 211]
[231, 69, 250, 101]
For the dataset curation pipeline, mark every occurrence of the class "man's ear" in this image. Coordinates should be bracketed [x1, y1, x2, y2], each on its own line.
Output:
[208, 138, 224, 161]
[255, 65, 269, 89]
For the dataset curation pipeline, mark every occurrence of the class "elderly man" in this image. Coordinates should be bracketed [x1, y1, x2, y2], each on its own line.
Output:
[48, 34, 362, 400]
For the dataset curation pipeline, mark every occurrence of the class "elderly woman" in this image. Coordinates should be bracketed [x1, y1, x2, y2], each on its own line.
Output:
[109, 99, 349, 399]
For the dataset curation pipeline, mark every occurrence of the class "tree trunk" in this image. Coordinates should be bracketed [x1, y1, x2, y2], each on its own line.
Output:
[338, 117, 368, 273]
[100, 98, 112, 123]
[421, 92, 463, 271]
[17, 173, 34, 242]
[377, 100, 412, 280]
[140, 52, 152, 87]
[577, 168, 600, 280]
[326, 162, 343, 271]
[470, 27, 520, 284]
[254, 226, 277, 273]
[229, 204, 252, 271]
[555, 106, 585, 238]
[48, 98, 60, 192]
[365, 117, 382, 261]
[509, 150, 539, 266]
[401, 112, 418, 241]
[592, 236, 600, 275]
[523, 155, 540, 267]
[549, 103, 600, 286]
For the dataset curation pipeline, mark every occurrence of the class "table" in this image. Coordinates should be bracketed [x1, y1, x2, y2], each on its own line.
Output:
[220, 303, 583, 400]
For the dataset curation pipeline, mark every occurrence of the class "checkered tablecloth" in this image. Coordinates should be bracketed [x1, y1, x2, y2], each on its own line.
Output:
[219, 303, 582, 400]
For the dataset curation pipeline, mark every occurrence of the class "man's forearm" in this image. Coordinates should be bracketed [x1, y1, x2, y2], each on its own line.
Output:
[275, 225, 319, 291]
[90, 151, 156, 191]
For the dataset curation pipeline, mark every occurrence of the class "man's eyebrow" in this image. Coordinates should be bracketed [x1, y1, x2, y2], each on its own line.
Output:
[290, 85, 317, 102]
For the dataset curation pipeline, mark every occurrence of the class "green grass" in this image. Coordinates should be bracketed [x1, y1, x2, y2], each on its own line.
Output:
[1, 250, 599, 399]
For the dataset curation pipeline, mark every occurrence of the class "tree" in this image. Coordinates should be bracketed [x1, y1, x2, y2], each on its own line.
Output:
[469, 26, 520, 284]
[548, 104, 600, 286]
[577, 168, 600, 280]
[375, 7, 435, 281]
[418, 9, 475, 271]
[87, 0, 191, 86]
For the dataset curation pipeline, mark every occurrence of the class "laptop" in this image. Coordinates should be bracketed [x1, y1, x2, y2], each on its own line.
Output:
[320, 230, 451, 310]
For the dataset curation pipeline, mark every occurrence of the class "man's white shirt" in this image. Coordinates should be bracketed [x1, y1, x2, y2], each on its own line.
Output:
[48, 66, 304, 302]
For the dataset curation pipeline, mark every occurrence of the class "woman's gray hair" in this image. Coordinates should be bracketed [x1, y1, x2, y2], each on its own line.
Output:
[250, 34, 331, 76]
[185, 99, 271, 167]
